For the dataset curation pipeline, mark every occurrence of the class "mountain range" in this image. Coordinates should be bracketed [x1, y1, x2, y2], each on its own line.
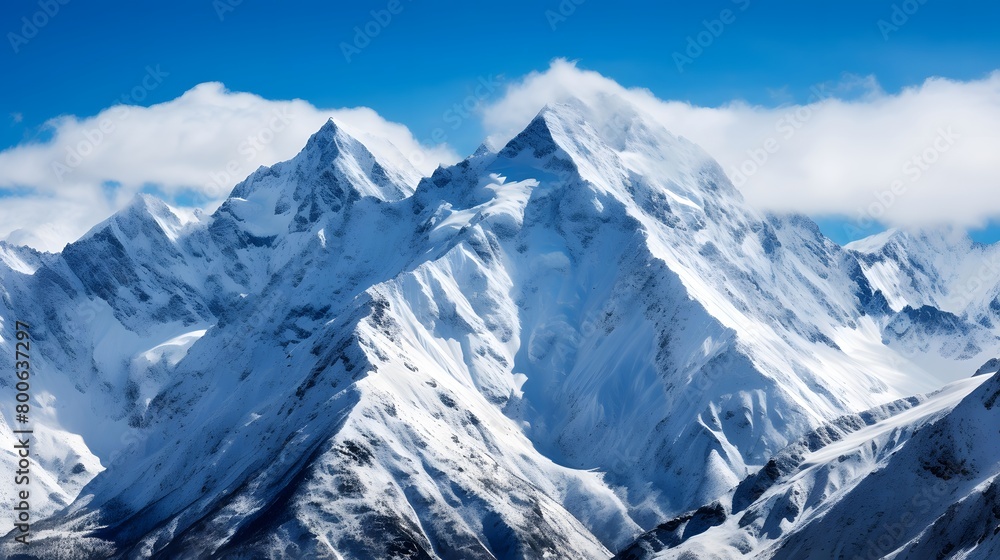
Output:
[1, 94, 998, 559]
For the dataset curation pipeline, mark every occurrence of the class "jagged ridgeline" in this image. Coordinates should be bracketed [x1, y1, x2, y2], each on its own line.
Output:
[1, 96, 998, 559]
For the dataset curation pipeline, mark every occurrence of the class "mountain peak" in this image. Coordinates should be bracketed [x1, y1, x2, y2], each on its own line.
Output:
[844, 227, 903, 253]
[497, 109, 564, 160]
[214, 118, 420, 239]
[230, 117, 414, 202]
[495, 100, 629, 162]
[847, 226, 972, 255]
[301, 117, 345, 159]
[74, 193, 202, 246]
[471, 141, 495, 158]
[12, 93, 1000, 560]
[493, 97, 729, 218]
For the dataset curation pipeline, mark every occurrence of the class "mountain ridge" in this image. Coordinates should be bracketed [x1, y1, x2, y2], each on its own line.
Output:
[0, 99, 996, 559]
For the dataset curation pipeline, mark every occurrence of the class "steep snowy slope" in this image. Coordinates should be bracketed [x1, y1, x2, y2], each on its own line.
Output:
[0, 243, 105, 525]
[768, 370, 1000, 560]
[846, 228, 984, 313]
[0, 120, 423, 537]
[6, 119, 634, 559]
[0, 99, 991, 559]
[618, 371, 1000, 560]
[847, 228, 1000, 316]
[847, 228, 1000, 381]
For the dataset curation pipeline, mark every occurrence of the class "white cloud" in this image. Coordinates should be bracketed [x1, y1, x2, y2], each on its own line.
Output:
[482, 59, 1000, 232]
[0, 82, 458, 252]
[4, 63, 999, 252]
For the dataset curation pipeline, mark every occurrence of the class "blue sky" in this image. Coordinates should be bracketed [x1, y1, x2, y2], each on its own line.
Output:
[2, 0, 999, 245]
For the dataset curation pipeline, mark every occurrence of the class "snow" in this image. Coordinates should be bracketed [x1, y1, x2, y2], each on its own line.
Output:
[1, 96, 997, 559]
[630, 373, 996, 560]
[148, 199, 204, 242]
[802, 375, 987, 467]
[848, 226, 1000, 316]
[0, 243, 38, 275]
[844, 227, 900, 253]
[138, 329, 209, 367]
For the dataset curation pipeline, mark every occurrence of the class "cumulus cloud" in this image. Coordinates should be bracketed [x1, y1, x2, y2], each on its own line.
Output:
[482, 59, 1000, 232]
[4, 62, 999, 251]
[0, 82, 458, 251]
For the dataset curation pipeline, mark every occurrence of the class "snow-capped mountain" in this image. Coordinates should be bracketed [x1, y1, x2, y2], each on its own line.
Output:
[615, 369, 1000, 560]
[0, 94, 996, 559]
[847, 229, 1000, 382]
[846, 228, 1000, 317]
